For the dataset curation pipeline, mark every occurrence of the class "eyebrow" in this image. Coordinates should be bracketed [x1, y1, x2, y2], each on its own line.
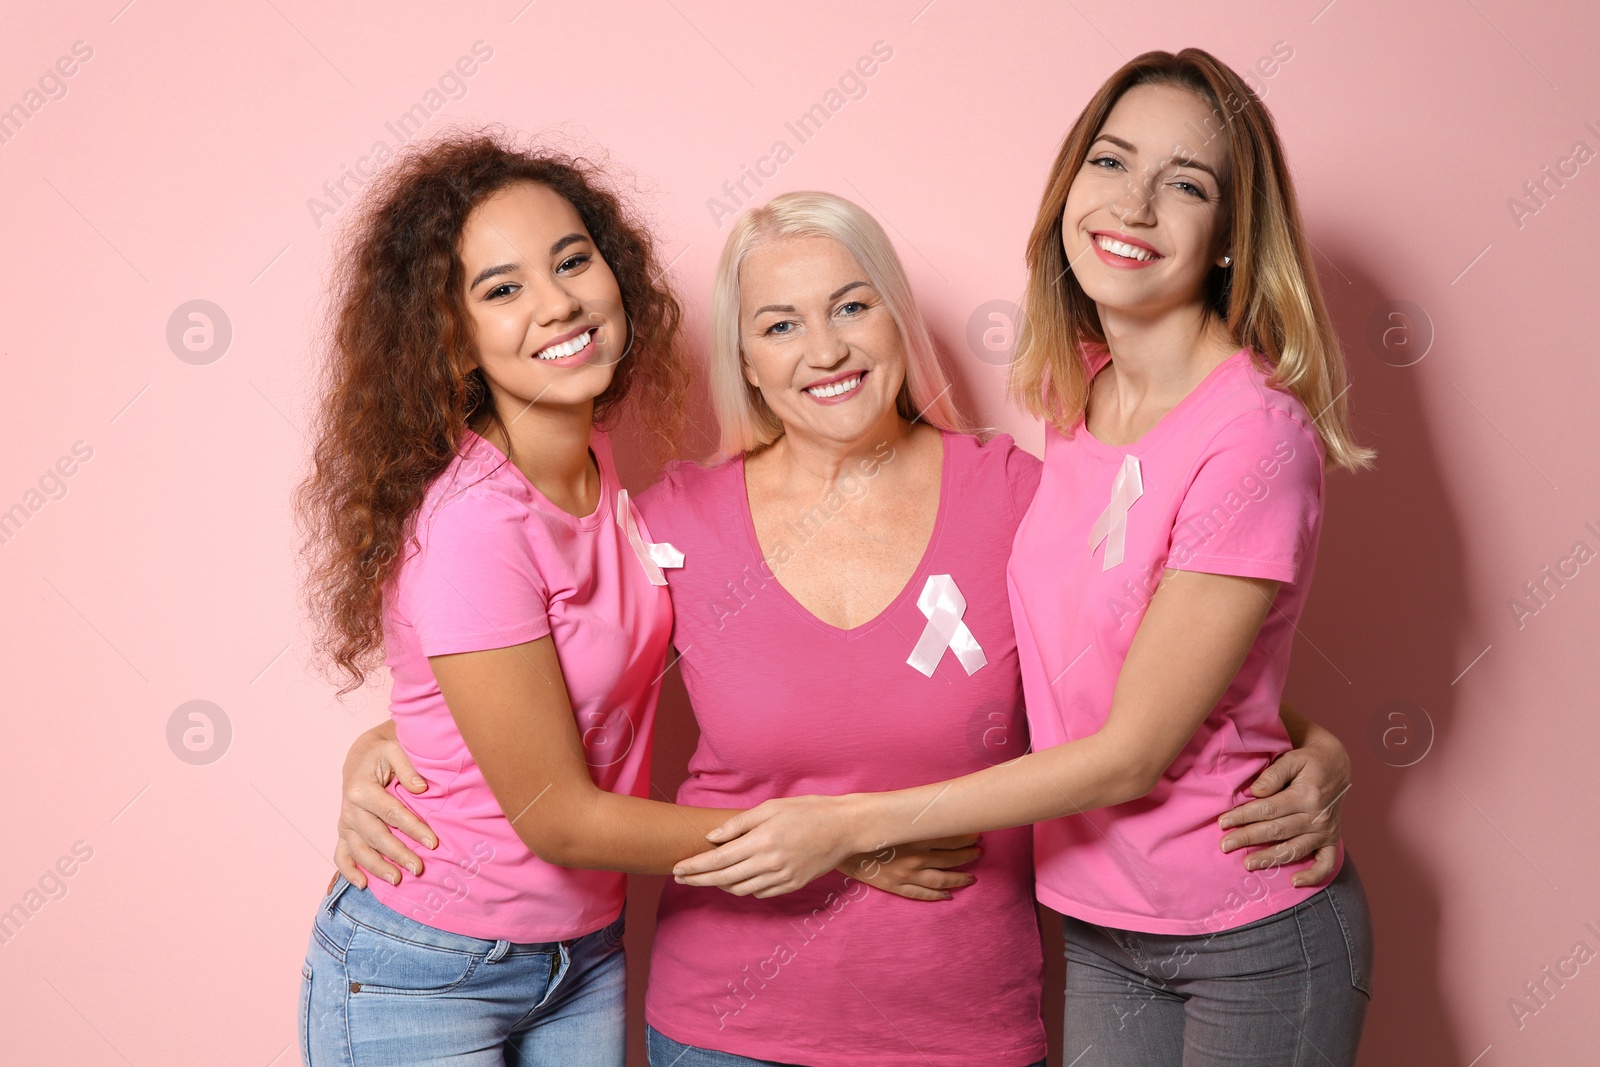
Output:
[467, 232, 589, 290]
[751, 280, 871, 317]
[1091, 133, 1222, 184]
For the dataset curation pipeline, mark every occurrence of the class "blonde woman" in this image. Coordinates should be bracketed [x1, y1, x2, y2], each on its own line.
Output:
[335, 188, 1354, 1066]
[677, 51, 1375, 1066]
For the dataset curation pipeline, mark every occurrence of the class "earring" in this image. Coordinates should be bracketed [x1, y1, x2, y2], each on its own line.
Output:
[1221, 255, 1233, 267]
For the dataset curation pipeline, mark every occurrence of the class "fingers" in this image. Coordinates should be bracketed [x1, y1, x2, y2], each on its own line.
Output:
[1294, 845, 1339, 888]
[875, 882, 953, 902]
[905, 869, 977, 892]
[350, 809, 425, 875]
[914, 845, 982, 870]
[704, 808, 763, 845]
[1245, 749, 1305, 799]
[916, 834, 981, 850]
[674, 849, 762, 885]
[375, 795, 438, 851]
[388, 745, 428, 794]
[1219, 794, 1281, 832]
[333, 839, 368, 890]
[341, 832, 405, 886]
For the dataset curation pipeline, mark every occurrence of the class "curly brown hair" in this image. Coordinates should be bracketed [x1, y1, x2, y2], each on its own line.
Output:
[297, 128, 690, 694]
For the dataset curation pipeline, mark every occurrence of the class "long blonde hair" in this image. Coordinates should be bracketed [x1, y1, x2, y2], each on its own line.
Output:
[709, 191, 967, 455]
[1011, 48, 1373, 471]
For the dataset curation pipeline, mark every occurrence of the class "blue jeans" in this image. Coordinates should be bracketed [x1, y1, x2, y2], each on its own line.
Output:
[1060, 856, 1373, 1066]
[645, 1026, 1046, 1067]
[300, 875, 626, 1066]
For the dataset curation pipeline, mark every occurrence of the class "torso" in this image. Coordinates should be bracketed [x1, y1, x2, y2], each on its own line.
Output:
[633, 429, 1048, 1067]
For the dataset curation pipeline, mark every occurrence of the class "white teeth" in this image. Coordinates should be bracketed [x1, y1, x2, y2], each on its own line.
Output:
[805, 373, 863, 399]
[1095, 235, 1157, 262]
[535, 330, 594, 360]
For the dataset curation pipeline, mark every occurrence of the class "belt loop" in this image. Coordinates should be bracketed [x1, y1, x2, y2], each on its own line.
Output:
[487, 939, 511, 963]
[322, 874, 355, 915]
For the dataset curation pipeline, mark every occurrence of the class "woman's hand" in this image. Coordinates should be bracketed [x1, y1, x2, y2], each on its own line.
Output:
[836, 835, 982, 901]
[673, 794, 867, 898]
[1219, 719, 1350, 888]
[334, 720, 439, 890]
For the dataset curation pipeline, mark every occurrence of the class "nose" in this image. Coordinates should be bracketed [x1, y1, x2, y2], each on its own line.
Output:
[1110, 171, 1156, 226]
[803, 321, 851, 368]
[526, 271, 582, 327]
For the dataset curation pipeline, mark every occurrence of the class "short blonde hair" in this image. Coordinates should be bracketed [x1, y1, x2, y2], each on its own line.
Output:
[1012, 48, 1373, 471]
[708, 191, 967, 454]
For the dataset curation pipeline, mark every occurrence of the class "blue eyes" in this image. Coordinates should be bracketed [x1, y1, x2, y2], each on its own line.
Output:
[762, 300, 868, 336]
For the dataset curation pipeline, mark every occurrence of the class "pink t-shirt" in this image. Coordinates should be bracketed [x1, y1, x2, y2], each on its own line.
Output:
[367, 430, 673, 943]
[1010, 348, 1341, 936]
[635, 431, 1047, 1067]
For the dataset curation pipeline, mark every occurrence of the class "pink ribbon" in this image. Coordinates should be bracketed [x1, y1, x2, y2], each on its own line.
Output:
[907, 574, 987, 678]
[1088, 454, 1143, 571]
[616, 489, 683, 586]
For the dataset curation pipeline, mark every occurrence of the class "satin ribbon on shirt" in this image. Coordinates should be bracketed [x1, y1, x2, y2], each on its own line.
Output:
[906, 574, 988, 678]
[616, 488, 683, 586]
[1088, 453, 1143, 571]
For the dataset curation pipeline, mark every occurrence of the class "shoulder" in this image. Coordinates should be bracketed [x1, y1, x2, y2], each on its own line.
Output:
[415, 441, 530, 540]
[634, 452, 743, 537]
[1212, 352, 1317, 434]
[944, 429, 1043, 523]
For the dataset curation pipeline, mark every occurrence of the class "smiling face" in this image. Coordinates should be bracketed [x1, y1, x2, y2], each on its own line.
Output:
[738, 234, 907, 446]
[455, 181, 627, 419]
[1062, 82, 1233, 319]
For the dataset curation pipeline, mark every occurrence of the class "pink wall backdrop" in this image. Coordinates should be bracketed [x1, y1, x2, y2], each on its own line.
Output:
[3, 1, 1597, 1064]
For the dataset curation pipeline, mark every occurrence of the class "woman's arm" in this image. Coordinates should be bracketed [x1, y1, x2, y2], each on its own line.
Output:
[432, 636, 734, 874]
[332, 657, 986, 896]
[674, 569, 1277, 896]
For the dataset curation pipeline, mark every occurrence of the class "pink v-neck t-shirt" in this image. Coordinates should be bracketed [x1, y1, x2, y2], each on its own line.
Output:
[635, 431, 1048, 1067]
[1010, 349, 1340, 936]
[368, 430, 673, 943]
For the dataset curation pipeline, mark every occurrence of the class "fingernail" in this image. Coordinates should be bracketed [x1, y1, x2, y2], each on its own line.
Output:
[425, 838, 438, 849]
[388, 872, 400, 885]
[1218, 817, 1234, 830]
[409, 863, 421, 875]
[1220, 839, 1236, 852]
[673, 875, 686, 884]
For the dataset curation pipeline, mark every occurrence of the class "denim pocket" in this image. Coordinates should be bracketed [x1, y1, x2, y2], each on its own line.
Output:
[298, 963, 314, 1064]
[600, 913, 626, 948]
[1325, 865, 1374, 997]
[344, 926, 482, 995]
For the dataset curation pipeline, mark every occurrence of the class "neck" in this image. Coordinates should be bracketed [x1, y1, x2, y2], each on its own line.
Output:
[761, 408, 916, 490]
[476, 395, 596, 500]
[1097, 301, 1236, 404]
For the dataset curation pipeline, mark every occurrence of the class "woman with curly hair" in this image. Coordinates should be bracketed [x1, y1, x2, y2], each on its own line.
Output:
[293, 131, 729, 1065]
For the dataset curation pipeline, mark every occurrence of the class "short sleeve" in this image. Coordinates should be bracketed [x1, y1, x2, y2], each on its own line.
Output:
[1167, 410, 1322, 583]
[999, 436, 1044, 525]
[402, 486, 552, 657]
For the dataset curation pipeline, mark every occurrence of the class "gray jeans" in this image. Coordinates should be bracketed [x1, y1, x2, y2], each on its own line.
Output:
[1060, 857, 1372, 1066]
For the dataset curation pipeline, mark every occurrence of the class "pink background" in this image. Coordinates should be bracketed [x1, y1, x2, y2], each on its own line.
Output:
[3, 2, 1597, 1064]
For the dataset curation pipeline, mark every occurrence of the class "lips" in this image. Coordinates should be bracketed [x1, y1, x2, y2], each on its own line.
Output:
[534, 327, 595, 361]
[1087, 229, 1164, 271]
[803, 370, 865, 401]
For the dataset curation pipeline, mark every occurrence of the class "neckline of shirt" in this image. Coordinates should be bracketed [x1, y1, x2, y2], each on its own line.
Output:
[731, 429, 956, 640]
[459, 428, 611, 530]
[1073, 347, 1251, 459]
